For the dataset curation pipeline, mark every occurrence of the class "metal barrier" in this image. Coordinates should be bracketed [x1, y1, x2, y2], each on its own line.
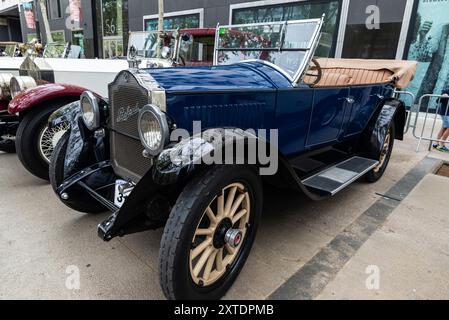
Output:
[412, 94, 449, 152]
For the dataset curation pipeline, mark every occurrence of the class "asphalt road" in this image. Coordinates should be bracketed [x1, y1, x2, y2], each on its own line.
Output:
[0, 133, 432, 299]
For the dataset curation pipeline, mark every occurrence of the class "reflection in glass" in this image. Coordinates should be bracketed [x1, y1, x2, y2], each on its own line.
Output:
[232, 0, 340, 57]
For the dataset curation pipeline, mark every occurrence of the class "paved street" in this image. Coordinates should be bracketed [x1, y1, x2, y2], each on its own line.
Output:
[1, 130, 448, 299]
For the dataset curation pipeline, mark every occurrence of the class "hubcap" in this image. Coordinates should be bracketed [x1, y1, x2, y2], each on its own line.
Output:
[374, 129, 391, 173]
[189, 182, 250, 287]
[38, 122, 70, 164]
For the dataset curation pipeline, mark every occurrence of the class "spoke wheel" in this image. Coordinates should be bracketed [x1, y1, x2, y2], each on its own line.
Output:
[38, 122, 70, 164]
[159, 165, 263, 300]
[366, 123, 395, 183]
[189, 183, 250, 287]
[373, 129, 391, 173]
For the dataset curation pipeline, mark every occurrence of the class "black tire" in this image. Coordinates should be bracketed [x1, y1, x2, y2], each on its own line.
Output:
[159, 165, 263, 300]
[365, 122, 395, 183]
[49, 130, 105, 214]
[16, 101, 71, 180]
[0, 139, 15, 153]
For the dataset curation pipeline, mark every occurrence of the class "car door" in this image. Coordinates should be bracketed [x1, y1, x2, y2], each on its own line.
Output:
[343, 85, 381, 138]
[305, 87, 350, 148]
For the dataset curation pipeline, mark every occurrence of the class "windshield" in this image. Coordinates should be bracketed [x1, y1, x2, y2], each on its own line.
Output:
[215, 18, 323, 82]
[128, 31, 176, 59]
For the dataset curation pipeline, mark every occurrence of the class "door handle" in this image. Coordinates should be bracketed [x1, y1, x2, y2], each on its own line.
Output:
[370, 94, 384, 100]
[346, 97, 355, 104]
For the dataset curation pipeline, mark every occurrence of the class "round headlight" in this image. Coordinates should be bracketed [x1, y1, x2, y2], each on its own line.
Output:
[138, 105, 169, 156]
[10, 76, 37, 98]
[0, 73, 13, 99]
[80, 91, 100, 130]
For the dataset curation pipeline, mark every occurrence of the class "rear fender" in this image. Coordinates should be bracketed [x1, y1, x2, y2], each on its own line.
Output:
[357, 98, 406, 160]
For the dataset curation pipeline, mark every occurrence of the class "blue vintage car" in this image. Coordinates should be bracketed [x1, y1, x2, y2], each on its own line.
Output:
[49, 18, 417, 300]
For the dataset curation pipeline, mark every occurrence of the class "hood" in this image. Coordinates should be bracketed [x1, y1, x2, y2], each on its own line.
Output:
[146, 61, 292, 92]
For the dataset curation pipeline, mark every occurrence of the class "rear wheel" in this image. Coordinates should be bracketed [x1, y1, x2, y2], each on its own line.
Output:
[16, 102, 71, 180]
[50, 131, 105, 214]
[365, 123, 395, 183]
[159, 165, 262, 300]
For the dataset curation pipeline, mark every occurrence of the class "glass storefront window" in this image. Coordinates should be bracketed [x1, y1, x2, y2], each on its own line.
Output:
[231, 0, 340, 57]
[101, 0, 124, 58]
[342, 0, 407, 59]
[406, 0, 449, 107]
[144, 14, 200, 31]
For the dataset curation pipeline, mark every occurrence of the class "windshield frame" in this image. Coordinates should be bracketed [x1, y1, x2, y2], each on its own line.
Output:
[127, 31, 180, 61]
[213, 17, 324, 85]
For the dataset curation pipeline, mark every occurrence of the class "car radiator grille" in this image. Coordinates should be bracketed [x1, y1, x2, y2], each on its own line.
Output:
[109, 72, 153, 182]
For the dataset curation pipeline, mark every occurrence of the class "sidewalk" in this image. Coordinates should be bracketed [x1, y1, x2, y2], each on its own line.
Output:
[317, 173, 449, 299]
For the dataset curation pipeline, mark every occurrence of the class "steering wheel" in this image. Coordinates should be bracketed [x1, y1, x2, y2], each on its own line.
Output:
[304, 58, 323, 86]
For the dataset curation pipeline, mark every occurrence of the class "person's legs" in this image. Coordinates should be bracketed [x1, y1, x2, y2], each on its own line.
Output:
[437, 116, 449, 146]
[441, 127, 449, 145]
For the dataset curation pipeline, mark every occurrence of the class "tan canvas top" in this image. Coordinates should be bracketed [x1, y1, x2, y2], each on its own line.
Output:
[315, 58, 417, 89]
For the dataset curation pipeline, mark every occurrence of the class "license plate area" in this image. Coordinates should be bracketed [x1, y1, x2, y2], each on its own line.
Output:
[114, 179, 134, 208]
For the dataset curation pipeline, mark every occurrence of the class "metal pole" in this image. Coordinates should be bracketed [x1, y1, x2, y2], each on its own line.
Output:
[157, 0, 164, 58]
[38, 0, 53, 43]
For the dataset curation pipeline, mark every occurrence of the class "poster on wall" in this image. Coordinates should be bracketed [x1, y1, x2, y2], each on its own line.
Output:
[407, 0, 449, 106]
[22, 2, 36, 30]
[69, 0, 83, 23]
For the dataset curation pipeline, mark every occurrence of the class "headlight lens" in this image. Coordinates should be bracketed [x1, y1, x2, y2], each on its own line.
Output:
[80, 91, 100, 130]
[10, 76, 37, 98]
[138, 105, 169, 156]
[0, 73, 13, 99]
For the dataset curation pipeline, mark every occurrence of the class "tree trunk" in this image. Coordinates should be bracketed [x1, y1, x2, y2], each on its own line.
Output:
[157, 0, 164, 58]
[38, 0, 53, 43]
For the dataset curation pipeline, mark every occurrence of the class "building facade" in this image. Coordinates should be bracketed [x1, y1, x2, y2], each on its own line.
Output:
[0, 0, 22, 42]
[7, 0, 449, 98]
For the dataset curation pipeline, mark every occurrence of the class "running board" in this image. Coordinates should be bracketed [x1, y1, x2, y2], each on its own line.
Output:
[301, 156, 379, 196]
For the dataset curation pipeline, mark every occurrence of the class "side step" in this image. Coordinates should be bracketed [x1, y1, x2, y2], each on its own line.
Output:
[301, 156, 379, 196]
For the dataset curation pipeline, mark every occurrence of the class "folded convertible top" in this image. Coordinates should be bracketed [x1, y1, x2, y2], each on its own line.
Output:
[315, 58, 418, 89]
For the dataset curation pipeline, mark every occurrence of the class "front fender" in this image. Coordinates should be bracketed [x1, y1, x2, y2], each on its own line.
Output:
[8, 83, 90, 114]
[152, 128, 278, 185]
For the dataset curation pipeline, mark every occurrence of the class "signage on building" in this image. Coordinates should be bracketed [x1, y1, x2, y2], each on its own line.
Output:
[22, 2, 36, 30]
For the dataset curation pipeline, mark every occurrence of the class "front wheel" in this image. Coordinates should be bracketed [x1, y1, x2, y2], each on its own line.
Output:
[159, 165, 263, 300]
[16, 103, 71, 180]
[365, 122, 395, 183]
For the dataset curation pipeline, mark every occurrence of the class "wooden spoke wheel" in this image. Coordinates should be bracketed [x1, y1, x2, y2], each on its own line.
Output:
[159, 165, 263, 300]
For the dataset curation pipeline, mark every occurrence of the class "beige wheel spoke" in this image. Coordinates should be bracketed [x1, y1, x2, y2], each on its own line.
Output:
[191, 237, 212, 260]
[203, 250, 218, 281]
[224, 186, 237, 217]
[226, 244, 236, 255]
[229, 194, 245, 218]
[195, 228, 213, 236]
[216, 248, 224, 272]
[217, 194, 224, 219]
[193, 246, 214, 278]
[190, 182, 252, 286]
[206, 207, 217, 225]
[232, 209, 248, 224]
